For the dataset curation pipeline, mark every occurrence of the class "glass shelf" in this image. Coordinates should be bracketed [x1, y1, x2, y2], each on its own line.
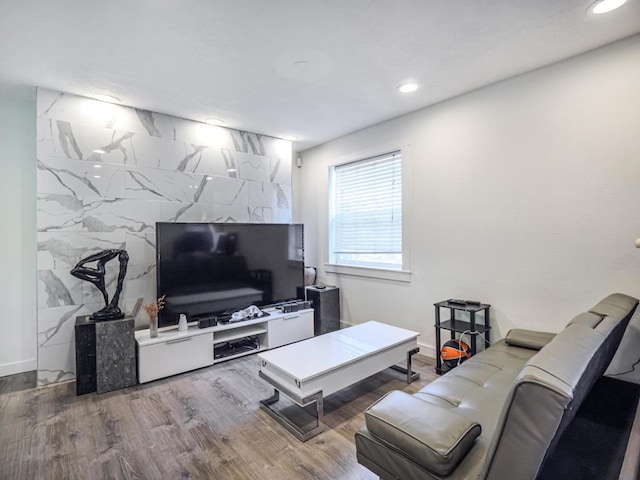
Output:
[438, 319, 490, 334]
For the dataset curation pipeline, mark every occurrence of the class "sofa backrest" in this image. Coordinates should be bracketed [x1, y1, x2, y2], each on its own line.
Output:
[480, 293, 638, 480]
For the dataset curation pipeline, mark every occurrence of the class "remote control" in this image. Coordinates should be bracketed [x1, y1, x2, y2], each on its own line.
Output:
[465, 300, 481, 305]
[448, 299, 467, 305]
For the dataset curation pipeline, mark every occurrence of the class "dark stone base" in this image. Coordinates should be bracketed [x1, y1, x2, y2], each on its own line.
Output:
[75, 316, 97, 395]
[75, 315, 136, 395]
[96, 318, 136, 393]
[90, 307, 125, 321]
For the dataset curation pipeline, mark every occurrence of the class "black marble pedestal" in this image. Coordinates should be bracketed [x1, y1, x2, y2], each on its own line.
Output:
[75, 315, 136, 395]
[75, 316, 97, 395]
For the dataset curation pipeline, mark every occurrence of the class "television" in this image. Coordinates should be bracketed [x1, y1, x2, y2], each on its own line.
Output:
[156, 222, 305, 327]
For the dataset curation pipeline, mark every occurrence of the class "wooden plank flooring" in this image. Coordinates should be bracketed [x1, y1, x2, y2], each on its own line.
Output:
[0, 354, 437, 480]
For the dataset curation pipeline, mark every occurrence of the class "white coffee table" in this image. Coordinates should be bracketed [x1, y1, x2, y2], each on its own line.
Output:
[257, 321, 420, 441]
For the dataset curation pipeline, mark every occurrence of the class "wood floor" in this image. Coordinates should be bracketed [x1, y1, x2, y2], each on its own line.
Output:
[0, 354, 438, 480]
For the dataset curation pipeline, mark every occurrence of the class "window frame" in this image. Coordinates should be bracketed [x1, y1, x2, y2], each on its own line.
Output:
[325, 145, 412, 282]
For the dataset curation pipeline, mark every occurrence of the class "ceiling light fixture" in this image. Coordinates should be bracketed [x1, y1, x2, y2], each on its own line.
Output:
[93, 164, 103, 168]
[94, 94, 120, 104]
[293, 60, 312, 70]
[206, 118, 226, 126]
[589, 0, 628, 14]
[93, 149, 106, 154]
[397, 82, 419, 93]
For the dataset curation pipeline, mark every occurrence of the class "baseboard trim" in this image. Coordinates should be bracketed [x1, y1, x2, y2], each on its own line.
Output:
[419, 344, 436, 360]
[0, 359, 37, 378]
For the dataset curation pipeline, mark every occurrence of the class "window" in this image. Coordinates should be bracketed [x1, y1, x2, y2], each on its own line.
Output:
[329, 150, 403, 271]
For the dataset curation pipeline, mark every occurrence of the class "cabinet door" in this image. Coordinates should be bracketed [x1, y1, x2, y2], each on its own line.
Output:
[267, 311, 314, 349]
[138, 332, 213, 383]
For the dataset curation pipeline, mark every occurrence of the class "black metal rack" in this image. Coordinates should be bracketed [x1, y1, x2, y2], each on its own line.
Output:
[434, 300, 491, 374]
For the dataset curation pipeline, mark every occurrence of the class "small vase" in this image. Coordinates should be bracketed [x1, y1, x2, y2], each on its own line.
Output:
[178, 313, 188, 331]
[149, 315, 158, 338]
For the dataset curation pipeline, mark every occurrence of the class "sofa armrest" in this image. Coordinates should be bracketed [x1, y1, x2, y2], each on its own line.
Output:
[504, 328, 556, 350]
[365, 390, 481, 476]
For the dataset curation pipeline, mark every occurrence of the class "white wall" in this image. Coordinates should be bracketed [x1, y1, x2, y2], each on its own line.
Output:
[0, 83, 37, 376]
[297, 35, 640, 357]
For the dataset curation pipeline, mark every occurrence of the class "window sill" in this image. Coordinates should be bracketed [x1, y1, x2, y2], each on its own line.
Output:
[324, 263, 411, 282]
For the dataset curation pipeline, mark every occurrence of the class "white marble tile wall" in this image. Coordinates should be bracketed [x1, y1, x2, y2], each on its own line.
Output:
[36, 88, 292, 385]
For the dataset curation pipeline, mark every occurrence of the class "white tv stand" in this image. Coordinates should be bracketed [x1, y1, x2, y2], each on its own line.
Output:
[135, 309, 314, 383]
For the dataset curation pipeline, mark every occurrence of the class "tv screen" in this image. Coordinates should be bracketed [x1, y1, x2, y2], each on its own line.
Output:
[156, 222, 304, 327]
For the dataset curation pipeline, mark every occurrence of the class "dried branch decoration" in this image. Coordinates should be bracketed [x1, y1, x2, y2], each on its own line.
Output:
[143, 295, 166, 319]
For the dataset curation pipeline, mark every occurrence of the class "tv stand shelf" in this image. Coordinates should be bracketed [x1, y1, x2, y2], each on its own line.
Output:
[215, 347, 265, 363]
[135, 308, 314, 383]
[213, 325, 267, 345]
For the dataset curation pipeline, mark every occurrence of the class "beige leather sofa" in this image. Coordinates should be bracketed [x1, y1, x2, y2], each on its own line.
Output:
[355, 293, 638, 480]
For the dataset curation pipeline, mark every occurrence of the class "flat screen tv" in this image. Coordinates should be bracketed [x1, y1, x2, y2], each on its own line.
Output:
[156, 222, 304, 327]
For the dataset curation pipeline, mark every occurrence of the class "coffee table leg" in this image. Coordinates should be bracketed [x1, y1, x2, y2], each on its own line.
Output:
[258, 372, 324, 442]
[389, 347, 420, 383]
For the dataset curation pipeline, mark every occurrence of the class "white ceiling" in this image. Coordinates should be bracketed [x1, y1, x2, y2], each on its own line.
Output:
[0, 0, 639, 150]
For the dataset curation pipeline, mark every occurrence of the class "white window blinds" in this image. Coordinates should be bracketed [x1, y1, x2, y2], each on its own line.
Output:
[329, 150, 402, 270]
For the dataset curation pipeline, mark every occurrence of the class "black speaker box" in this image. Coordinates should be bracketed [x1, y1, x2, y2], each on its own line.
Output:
[306, 286, 340, 336]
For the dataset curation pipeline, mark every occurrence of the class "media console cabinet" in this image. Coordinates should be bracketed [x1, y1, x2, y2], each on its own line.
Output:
[135, 308, 314, 383]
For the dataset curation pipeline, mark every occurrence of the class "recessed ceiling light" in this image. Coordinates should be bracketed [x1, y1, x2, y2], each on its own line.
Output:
[589, 0, 628, 14]
[397, 82, 419, 94]
[93, 149, 106, 154]
[283, 135, 298, 141]
[206, 118, 226, 126]
[94, 94, 120, 104]
[206, 176, 213, 180]
[93, 164, 103, 168]
[227, 168, 237, 173]
[293, 60, 312, 70]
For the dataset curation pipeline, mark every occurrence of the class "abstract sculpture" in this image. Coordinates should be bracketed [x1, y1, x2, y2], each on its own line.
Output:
[71, 249, 129, 320]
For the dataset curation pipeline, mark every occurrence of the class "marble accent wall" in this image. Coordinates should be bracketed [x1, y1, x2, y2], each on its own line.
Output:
[36, 89, 292, 385]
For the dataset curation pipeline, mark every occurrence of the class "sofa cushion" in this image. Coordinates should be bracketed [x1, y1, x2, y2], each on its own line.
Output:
[482, 323, 608, 480]
[589, 293, 639, 319]
[365, 390, 481, 476]
[505, 329, 556, 350]
[414, 339, 538, 440]
[567, 311, 605, 328]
